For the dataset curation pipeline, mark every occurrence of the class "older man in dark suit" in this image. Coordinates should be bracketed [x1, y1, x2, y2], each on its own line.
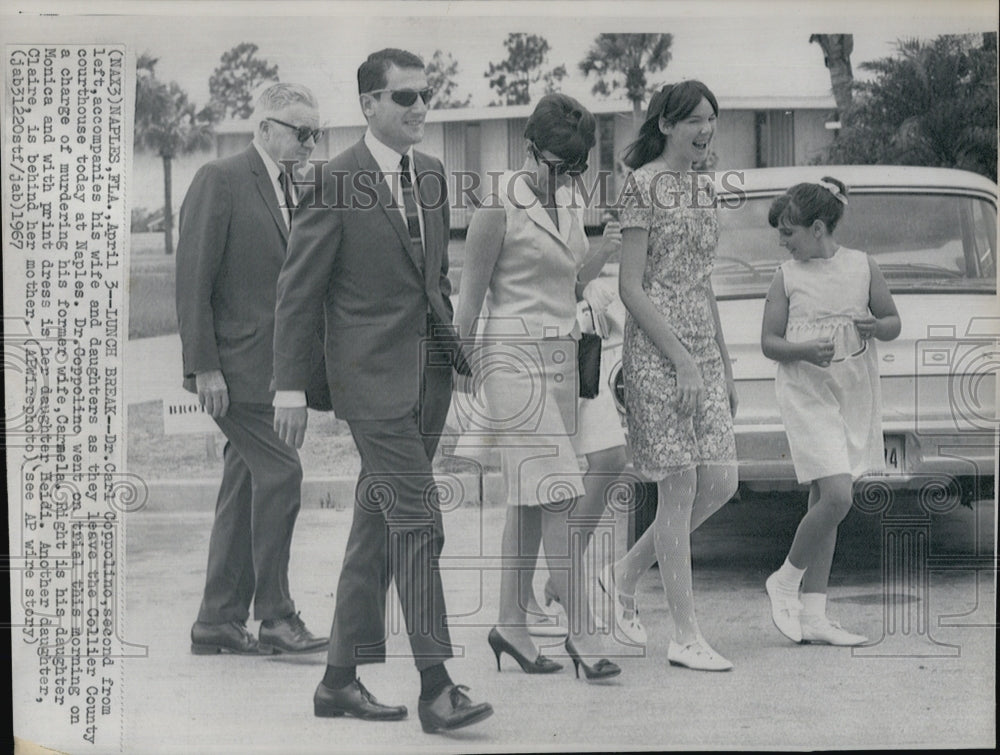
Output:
[272, 49, 492, 733]
[177, 82, 328, 656]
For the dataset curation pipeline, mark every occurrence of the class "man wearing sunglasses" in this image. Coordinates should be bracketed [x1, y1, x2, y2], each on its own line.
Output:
[177, 82, 330, 658]
[273, 48, 492, 734]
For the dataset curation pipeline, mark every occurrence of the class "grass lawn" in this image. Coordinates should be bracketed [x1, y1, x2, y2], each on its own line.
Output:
[129, 261, 176, 339]
[129, 233, 178, 338]
[127, 399, 365, 479]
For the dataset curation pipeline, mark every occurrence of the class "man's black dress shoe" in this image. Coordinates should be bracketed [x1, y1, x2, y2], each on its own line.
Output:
[417, 684, 493, 734]
[259, 612, 327, 654]
[313, 679, 408, 720]
[190, 620, 268, 655]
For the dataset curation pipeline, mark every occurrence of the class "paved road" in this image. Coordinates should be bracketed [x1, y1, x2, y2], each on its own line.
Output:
[122, 495, 995, 752]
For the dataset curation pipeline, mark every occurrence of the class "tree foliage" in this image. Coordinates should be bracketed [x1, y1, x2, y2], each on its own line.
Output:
[134, 53, 215, 254]
[485, 33, 567, 106]
[825, 33, 997, 182]
[579, 33, 673, 127]
[207, 42, 279, 120]
[426, 50, 472, 109]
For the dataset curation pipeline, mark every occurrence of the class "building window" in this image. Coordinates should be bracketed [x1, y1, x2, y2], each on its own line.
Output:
[507, 117, 528, 170]
[755, 110, 795, 167]
[598, 114, 615, 173]
[464, 122, 481, 177]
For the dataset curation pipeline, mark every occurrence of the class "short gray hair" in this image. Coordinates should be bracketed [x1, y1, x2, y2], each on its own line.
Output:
[253, 82, 318, 122]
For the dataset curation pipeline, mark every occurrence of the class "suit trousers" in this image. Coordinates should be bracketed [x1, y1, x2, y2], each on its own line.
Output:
[326, 360, 454, 671]
[197, 402, 302, 623]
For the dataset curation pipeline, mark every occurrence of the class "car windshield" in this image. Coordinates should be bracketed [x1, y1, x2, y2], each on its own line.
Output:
[712, 192, 997, 298]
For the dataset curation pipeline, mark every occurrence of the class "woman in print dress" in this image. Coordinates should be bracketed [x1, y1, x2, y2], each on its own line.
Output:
[610, 81, 739, 671]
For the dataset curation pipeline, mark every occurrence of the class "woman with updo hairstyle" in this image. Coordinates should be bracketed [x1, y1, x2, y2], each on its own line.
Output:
[604, 80, 739, 671]
[455, 93, 623, 682]
[523, 94, 595, 166]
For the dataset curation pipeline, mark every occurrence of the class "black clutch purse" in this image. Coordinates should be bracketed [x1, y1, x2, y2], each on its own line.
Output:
[577, 332, 602, 399]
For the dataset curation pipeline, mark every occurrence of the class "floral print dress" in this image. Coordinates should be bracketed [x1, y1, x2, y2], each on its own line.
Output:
[620, 166, 737, 480]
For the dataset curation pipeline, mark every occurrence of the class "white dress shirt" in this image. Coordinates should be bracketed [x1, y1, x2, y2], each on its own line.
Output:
[363, 129, 425, 243]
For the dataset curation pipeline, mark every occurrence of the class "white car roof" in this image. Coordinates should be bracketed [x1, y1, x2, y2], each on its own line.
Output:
[714, 165, 998, 199]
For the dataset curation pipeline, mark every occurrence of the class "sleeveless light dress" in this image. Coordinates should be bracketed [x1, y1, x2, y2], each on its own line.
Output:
[775, 247, 885, 483]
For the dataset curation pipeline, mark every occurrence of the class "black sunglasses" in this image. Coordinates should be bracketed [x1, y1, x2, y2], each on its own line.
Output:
[367, 87, 434, 107]
[266, 117, 323, 144]
[528, 142, 588, 176]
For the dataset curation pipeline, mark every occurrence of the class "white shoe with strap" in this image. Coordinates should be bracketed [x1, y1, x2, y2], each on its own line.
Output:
[598, 564, 647, 646]
[667, 638, 733, 672]
[538, 580, 594, 635]
[799, 615, 868, 646]
[765, 572, 803, 643]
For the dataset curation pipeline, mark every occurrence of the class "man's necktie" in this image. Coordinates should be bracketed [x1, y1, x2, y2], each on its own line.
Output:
[278, 170, 295, 228]
[399, 154, 424, 264]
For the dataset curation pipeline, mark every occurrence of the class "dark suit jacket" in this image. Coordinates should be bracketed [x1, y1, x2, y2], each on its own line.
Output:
[176, 144, 329, 409]
[274, 139, 466, 420]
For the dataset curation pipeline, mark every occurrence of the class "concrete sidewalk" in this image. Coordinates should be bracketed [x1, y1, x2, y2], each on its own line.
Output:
[121, 496, 996, 752]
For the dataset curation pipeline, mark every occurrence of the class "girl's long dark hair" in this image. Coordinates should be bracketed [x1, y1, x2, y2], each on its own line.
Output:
[622, 80, 718, 170]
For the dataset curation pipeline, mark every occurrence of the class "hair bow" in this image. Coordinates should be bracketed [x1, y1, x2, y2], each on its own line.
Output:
[817, 180, 848, 205]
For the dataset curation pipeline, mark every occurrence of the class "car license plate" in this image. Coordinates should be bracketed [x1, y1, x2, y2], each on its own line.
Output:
[884, 435, 905, 474]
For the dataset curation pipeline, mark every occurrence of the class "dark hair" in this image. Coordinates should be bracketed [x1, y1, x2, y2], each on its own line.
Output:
[622, 80, 718, 170]
[524, 93, 596, 164]
[357, 48, 425, 95]
[768, 176, 850, 233]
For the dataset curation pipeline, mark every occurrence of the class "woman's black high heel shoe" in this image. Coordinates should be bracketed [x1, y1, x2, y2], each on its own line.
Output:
[564, 638, 621, 681]
[488, 627, 563, 674]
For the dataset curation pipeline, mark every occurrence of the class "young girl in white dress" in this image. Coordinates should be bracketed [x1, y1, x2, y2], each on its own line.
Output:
[761, 177, 901, 646]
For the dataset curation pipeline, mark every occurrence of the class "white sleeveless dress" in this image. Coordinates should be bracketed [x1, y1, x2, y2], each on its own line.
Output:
[775, 247, 885, 483]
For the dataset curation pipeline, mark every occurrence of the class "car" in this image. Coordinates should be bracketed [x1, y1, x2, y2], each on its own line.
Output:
[610, 165, 997, 509]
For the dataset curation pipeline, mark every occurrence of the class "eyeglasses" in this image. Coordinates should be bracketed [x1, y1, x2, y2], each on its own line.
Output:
[266, 118, 323, 144]
[366, 87, 434, 107]
[528, 142, 588, 176]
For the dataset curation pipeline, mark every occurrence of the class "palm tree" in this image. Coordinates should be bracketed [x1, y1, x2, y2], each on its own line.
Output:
[134, 53, 215, 254]
[579, 33, 673, 132]
[810, 34, 854, 121]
